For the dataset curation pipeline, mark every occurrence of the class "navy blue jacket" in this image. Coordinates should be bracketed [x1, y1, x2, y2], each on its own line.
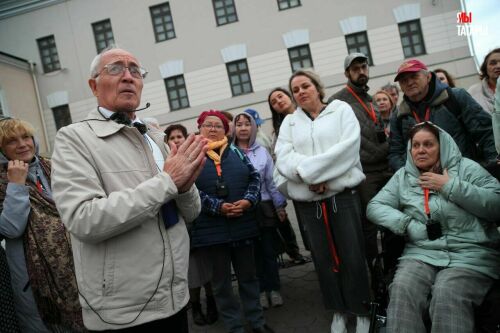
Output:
[388, 73, 496, 171]
[191, 145, 260, 248]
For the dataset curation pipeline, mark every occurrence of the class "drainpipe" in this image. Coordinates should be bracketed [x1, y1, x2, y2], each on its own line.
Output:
[29, 62, 51, 152]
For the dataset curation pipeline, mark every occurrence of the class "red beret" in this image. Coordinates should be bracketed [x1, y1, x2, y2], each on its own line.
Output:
[197, 110, 229, 134]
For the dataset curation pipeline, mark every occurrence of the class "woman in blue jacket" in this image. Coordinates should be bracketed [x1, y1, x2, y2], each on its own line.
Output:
[367, 122, 500, 332]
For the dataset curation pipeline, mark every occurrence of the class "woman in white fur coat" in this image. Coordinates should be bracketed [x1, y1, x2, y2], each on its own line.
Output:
[274, 70, 371, 333]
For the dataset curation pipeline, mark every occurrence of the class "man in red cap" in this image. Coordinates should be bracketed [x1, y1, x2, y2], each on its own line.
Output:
[388, 59, 496, 170]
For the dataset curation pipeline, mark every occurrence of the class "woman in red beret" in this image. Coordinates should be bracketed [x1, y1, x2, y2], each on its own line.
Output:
[189, 110, 275, 333]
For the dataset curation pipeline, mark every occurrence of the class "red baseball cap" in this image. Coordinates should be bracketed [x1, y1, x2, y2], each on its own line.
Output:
[394, 59, 428, 82]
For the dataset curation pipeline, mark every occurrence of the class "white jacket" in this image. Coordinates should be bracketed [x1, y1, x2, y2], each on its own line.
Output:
[51, 109, 200, 330]
[274, 99, 365, 201]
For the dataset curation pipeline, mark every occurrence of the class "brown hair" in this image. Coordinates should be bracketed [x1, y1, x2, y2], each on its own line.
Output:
[479, 48, 500, 80]
[434, 68, 456, 88]
[288, 70, 325, 103]
[164, 124, 188, 139]
[268, 87, 294, 134]
[408, 122, 440, 144]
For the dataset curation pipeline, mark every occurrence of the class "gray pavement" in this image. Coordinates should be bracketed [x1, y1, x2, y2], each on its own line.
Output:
[188, 203, 334, 333]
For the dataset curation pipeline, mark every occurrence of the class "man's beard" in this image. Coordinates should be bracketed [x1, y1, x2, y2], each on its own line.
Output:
[351, 74, 369, 87]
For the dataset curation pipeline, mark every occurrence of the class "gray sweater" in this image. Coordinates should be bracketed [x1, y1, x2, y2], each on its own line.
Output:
[328, 83, 389, 173]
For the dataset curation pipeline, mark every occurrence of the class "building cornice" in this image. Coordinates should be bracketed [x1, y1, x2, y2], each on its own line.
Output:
[0, 0, 67, 20]
[0, 51, 31, 70]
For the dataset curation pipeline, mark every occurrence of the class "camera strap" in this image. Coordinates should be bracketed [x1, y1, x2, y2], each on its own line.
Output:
[346, 85, 377, 124]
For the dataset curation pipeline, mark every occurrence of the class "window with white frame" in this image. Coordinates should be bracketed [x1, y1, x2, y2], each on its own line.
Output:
[37, 35, 61, 73]
[212, 0, 238, 26]
[164, 75, 189, 111]
[52, 104, 72, 130]
[92, 19, 114, 53]
[345, 31, 373, 66]
[288, 44, 313, 72]
[226, 59, 252, 96]
[150, 2, 176, 43]
[278, 0, 301, 10]
[398, 19, 426, 58]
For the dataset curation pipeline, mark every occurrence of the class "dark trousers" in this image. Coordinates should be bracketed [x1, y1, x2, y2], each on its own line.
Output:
[208, 243, 264, 333]
[88, 307, 188, 333]
[0, 246, 19, 332]
[255, 227, 281, 292]
[291, 201, 311, 251]
[358, 170, 392, 268]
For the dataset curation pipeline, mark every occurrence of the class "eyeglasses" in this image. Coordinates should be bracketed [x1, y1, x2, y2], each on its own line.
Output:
[414, 121, 437, 128]
[95, 62, 148, 79]
[201, 124, 224, 130]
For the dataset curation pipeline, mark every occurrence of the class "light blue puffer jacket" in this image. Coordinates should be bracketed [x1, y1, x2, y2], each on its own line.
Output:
[367, 127, 500, 279]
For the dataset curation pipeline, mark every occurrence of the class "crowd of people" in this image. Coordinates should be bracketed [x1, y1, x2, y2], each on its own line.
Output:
[1, 45, 499, 333]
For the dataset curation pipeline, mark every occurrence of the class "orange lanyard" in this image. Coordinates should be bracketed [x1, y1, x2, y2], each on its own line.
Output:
[215, 163, 222, 177]
[424, 188, 431, 218]
[346, 85, 377, 124]
[412, 107, 431, 123]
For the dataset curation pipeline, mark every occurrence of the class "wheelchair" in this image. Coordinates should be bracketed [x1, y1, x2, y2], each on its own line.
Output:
[368, 228, 500, 333]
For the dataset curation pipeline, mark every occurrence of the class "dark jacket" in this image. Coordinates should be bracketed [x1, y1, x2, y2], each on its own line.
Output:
[329, 82, 389, 173]
[191, 145, 260, 248]
[388, 73, 496, 171]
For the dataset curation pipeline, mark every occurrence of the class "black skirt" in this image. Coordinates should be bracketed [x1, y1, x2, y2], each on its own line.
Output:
[294, 189, 371, 315]
[0, 244, 20, 332]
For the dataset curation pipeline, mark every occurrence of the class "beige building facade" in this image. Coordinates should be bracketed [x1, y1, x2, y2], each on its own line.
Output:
[0, 0, 478, 147]
[0, 51, 50, 154]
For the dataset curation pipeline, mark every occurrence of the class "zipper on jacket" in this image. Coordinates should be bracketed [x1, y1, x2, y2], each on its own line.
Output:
[310, 122, 316, 155]
[102, 243, 108, 296]
[164, 229, 176, 311]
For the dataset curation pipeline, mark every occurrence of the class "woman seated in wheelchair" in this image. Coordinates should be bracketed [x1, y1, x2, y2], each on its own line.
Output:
[367, 121, 500, 332]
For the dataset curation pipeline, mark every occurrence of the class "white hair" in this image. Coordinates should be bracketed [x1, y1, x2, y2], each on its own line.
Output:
[89, 44, 120, 79]
[143, 117, 161, 130]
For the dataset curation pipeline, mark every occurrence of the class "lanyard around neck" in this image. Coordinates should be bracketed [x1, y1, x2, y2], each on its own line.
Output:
[215, 163, 222, 177]
[424, 188, 431, 218]
[412, 106, 431, 123]
[346, 85, 377, 124]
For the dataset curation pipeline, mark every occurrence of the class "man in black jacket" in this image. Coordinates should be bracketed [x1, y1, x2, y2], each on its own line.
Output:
[388, 59, 496, 171]
[328, 53, 392, 275]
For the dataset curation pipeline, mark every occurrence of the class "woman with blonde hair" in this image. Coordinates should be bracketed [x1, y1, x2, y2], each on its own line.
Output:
[373, 90, 395, 136]
[0, 118, 84, 332]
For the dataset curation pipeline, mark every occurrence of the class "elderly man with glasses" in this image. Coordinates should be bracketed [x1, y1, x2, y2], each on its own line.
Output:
[388, 59, 496, 171]
[51, 46, 208, 332]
